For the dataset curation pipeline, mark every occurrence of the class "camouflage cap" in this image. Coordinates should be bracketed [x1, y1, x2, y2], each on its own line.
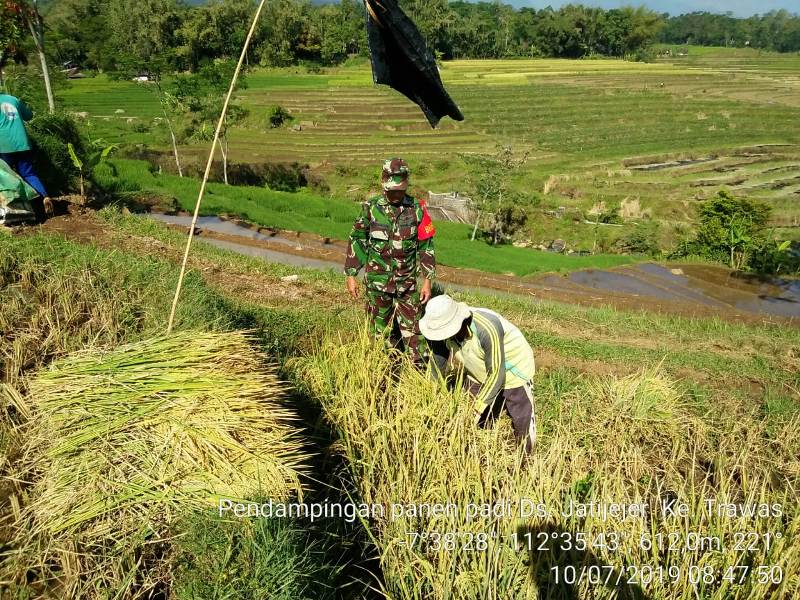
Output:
[381, 158, 409, 191]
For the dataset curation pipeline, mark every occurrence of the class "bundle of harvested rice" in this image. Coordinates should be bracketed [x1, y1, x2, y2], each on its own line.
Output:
[6, 330, 307, 598]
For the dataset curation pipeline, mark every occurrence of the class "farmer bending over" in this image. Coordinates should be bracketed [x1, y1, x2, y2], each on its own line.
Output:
[0, 93, 52, 216]
[420, 294, 536, 452]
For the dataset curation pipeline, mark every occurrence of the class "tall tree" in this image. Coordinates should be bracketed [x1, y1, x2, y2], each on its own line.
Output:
[105, 0, 184, 67]
[26, 0, 54, 111]
[0, 1, 27, 89]
[107, 0, 185, 174]
[42, 0, 110, 71]
[174, 61, 249, 184]
[399, 0, 452, 52]
[462, 145, 530, 245]
[317, 0, 364, 64]
[5, 1, 55, 110]
[176, 0, 257, 71]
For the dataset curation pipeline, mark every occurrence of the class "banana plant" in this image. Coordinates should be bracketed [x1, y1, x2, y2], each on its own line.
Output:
[68, 141, 116, 204]
[726, 216, 752, 271]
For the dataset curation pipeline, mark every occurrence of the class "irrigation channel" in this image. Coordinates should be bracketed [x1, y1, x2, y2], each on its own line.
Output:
[149, 213, 800, 323]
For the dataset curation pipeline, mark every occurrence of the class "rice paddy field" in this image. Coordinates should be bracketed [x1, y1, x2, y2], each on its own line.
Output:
[1, 207, 798, 598]
[1, 46, 798, 600]
[92, 158, 634, 276]
[57, 47, 800, 249]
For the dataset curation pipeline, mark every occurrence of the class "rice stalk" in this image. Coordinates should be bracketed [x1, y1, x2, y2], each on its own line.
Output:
[3, 330, 308, 599]
[295, 329, 798, 600]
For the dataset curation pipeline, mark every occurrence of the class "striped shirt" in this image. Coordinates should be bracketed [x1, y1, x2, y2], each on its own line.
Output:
[434, 308, 535, 412]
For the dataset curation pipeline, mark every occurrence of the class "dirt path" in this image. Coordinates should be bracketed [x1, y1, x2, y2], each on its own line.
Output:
[27, 211, 342, 310]
[150, 214, 799, 328]
[21, 209, 799, 328]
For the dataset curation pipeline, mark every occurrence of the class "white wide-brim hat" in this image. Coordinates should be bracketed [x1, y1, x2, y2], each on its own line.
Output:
[419, 294, 471, 341]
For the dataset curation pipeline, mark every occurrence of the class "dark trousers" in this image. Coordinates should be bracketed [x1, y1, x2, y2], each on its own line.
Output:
[466, 378, 537, 453]
[1, 151, 48, 198]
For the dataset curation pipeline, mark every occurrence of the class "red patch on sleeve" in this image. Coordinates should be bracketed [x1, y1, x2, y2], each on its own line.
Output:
[417, 199, 436, 240]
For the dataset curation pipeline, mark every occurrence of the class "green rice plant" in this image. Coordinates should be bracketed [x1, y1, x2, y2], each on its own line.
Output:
[171, 507, 342, 600]
[3, 331, 308, 599]
[296, 329, 798, 599]
[61, 56, 800, 246]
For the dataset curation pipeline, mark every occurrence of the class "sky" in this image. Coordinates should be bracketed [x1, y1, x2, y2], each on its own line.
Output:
[508, 0, 799, 18]
[196, 0, 798, 19]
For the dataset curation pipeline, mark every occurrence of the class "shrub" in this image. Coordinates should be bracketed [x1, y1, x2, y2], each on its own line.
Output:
[673, 190, 772, 270]
[592, 228, 614, 253]
[301, 166, 330, 194]
[488, 198, 529, 243]
[268, 105, 294, 128]
[597, 204, 623, 224]
[264, 161, 307, 191]
[334, 163, 359, 177]
[747, 238, 800, 276]
[303, 62, 325, 74]
[630, 46, 657, 62]
[616, 222, 661, 256]
[27, 112, 85, 195]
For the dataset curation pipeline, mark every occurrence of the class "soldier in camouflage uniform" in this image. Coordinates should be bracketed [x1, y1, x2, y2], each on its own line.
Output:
[345, 158, 436, 364]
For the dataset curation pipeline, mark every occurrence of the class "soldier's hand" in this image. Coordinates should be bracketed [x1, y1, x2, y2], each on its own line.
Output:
[420, 278, 432, 304]
[346, 276, 360, 300]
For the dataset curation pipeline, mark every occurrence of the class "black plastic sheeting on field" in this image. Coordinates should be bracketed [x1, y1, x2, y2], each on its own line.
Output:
[365, 0, 464, 128]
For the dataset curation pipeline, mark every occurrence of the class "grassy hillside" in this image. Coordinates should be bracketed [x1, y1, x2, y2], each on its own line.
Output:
[94, 158, 634, 275]
[59, 55, 800, 252]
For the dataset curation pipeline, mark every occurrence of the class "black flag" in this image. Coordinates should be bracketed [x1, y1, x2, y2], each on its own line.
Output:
[364, 0, 464, 128]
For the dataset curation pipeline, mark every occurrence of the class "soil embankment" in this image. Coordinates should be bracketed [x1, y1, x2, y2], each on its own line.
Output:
[16, 209, 798, 327]
[149, 213, 800, 326]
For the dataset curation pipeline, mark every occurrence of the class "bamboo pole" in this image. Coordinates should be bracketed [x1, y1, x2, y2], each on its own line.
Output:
[167, 0, 267, 333]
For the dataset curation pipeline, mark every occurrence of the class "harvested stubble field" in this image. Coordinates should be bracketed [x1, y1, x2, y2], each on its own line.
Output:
[2, 209, 798, 598]
[60, 48, 800, 248]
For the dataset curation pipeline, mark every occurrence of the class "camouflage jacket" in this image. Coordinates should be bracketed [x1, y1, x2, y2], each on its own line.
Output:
[344, 194, 435, 293]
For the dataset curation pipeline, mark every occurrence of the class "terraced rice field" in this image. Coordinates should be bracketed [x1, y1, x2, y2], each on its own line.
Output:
[60, 49, 800, 241]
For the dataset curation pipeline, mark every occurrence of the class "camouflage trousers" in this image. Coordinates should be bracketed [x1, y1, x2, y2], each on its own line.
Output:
[365, 287, 427, 365]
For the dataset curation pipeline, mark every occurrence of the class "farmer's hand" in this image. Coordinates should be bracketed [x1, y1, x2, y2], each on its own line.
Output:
[420, 278, 432, 304]
[43, 197, 54, 216]
[346, 276, 360, 300]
